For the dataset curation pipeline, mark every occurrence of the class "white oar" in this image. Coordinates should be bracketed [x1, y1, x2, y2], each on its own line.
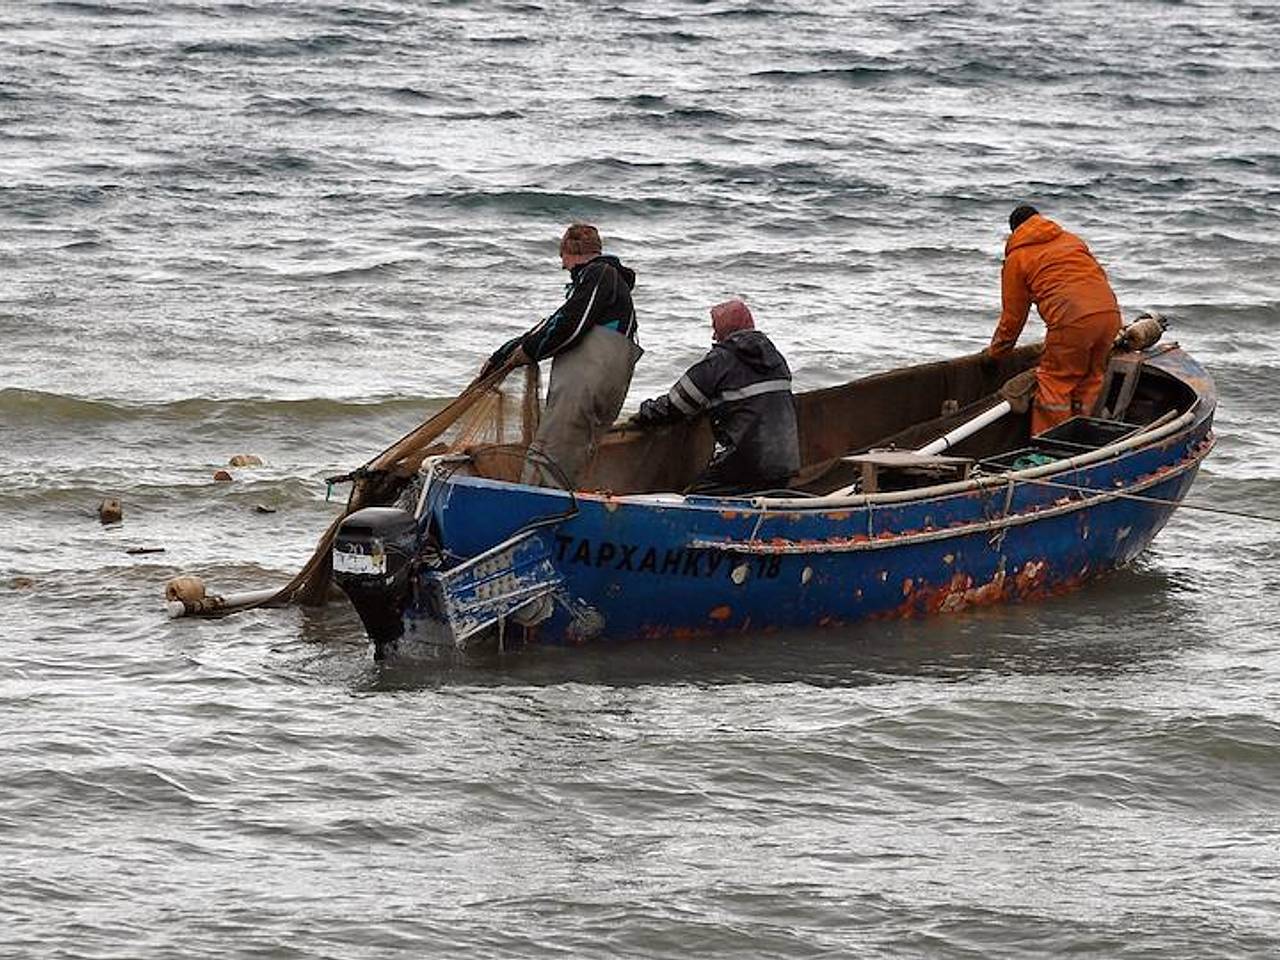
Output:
[830, 367, 1036, 497]
[916, 366, 1037, 456]
[914, 399, 1012, 455]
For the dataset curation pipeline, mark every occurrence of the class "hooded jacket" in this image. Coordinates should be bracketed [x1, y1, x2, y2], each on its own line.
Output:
[634, 329, 800, 490]
[990, 214, 1120, 357]
[488, 254, 637, 370]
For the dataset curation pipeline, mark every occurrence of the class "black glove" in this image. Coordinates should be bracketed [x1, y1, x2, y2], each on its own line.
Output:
[978, 348, 999, 375]
[481, 338, 524, 377]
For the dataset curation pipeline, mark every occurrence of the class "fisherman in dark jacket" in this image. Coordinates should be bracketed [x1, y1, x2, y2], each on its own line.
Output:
[483, 223, 642, 488]
[629, 299, 800, 495]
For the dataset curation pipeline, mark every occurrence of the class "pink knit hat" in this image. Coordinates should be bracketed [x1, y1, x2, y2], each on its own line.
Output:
[711, 299, 754, 341]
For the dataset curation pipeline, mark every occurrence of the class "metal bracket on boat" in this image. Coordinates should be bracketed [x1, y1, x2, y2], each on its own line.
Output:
[413, 453, 472, 520]
[416, 526, 565, 649]
[558, 595, 606, 644]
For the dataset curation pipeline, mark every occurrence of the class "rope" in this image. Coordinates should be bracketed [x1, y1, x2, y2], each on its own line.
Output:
[174, 359, 528, 618]
[1018, 475, 1280, 526]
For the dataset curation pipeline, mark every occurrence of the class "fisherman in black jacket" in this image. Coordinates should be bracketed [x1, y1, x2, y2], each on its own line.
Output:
[629, 299, 800, 495]
[483, 223, 642, 488]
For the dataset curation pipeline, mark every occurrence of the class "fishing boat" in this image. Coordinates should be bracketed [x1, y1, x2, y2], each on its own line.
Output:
[323, 314, 1215, 659]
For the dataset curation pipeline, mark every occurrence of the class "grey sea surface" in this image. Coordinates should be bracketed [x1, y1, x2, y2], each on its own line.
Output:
[3, 1, 1280, 958]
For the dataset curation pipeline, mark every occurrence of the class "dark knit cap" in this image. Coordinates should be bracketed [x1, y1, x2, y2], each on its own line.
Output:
[1009, 204, 1039, 232]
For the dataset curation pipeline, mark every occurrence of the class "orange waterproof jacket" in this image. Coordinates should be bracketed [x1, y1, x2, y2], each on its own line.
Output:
[990, 214, 1120, 357]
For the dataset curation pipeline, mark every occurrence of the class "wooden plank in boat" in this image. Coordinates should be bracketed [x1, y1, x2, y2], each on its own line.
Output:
[841, 451, 974, 494]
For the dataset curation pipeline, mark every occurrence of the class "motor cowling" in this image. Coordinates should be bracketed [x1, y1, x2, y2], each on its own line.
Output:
[332, 506, 419, 657]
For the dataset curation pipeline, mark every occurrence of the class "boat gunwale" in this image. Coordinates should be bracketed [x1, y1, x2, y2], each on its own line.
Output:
[442, 403, 1204, 520]
[690, 432, 1215, 554]
[749, 403, 1203, 512]
[438, 346, 1213, 517]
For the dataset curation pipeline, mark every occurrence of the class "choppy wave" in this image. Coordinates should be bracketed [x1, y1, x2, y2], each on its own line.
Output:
[0, 388, 447, 425]
[243, 95, 381, 120]
[175, 34, 373, 60]
[406, 187, 693, 217]
[0, 472, 327, 512]
[753, 63, 918, 88]
[273, 258, 425, 282]
[44, 0, 153, 16]
[4, 2, 1280, 956]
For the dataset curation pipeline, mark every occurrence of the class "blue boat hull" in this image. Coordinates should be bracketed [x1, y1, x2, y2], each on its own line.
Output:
[367, 346, 1217, 652]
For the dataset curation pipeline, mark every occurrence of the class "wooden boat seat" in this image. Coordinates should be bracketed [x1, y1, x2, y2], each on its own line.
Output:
[840, 450, 974, 494]
[1095, 352, 1144, 420]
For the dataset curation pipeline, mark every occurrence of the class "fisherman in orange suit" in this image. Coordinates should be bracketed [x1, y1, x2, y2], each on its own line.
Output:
[985, 205, 1123, 435]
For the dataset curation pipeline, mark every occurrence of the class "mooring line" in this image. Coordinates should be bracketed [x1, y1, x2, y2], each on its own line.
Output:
[1018, 476, 1280, 525]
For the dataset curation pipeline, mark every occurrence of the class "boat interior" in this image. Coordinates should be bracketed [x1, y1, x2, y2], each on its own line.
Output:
[457, 343, 1197, 499]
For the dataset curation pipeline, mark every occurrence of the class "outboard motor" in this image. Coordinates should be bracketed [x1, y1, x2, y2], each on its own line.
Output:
[332, 506, 419, 659]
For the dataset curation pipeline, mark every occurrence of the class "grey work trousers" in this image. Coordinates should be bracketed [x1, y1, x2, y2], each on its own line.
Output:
[521, 325, 642, 489]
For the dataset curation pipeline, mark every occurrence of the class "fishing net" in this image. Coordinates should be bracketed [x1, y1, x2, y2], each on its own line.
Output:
[431, 364, 541, 454]
[281, 361, 542, 606]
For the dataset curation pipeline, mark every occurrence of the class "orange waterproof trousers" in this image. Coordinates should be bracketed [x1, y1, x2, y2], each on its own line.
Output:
[1032, 309, 1122, 435]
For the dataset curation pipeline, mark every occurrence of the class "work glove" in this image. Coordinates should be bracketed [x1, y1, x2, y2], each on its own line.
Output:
[978, 347, 1000, 375]
[997, 367, 1039, 415]
[480, 339, 527, 378]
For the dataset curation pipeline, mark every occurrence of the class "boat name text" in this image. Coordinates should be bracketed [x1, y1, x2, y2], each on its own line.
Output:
[553, 535, 782, 579]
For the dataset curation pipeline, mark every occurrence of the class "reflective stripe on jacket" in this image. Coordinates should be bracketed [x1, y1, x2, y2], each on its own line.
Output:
[635, 329, 800, 486]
